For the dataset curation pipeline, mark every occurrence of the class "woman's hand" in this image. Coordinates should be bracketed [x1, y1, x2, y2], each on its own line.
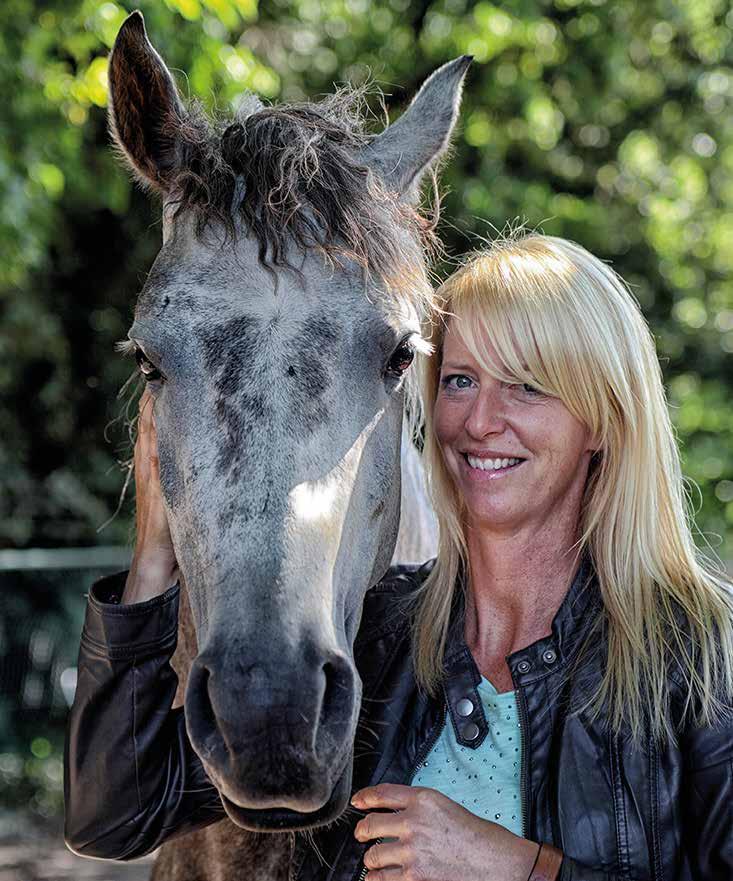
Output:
[352, 784, 540, 881]
[123, 388, 179, 604]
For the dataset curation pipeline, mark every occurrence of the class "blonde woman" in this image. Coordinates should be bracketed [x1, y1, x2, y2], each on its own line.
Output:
[65, 232, 733, 880]
[350, 232, 733, 880]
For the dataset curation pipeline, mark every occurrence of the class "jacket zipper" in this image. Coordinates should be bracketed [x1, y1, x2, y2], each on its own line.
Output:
[354, 699, 447, 881]
[514, 682, 530, 839]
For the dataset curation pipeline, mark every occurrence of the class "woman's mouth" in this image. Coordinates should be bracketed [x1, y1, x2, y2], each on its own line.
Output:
[462, 454, 525, 476]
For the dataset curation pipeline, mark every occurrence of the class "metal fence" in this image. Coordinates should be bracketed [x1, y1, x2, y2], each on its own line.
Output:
[0, 547, 130, 751]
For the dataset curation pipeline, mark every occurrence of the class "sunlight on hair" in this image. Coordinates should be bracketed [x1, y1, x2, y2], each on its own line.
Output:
[290, 479, 340, 523]
[288, 408, 387, 525]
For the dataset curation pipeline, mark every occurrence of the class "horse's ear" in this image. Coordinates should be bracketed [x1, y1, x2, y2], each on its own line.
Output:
[108, 11, 186, 194]
[361, 56, 472, 203]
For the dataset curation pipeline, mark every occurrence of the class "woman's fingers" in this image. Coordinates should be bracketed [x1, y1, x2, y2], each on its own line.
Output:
[124, 387, 179, 602]
[138, 386, 155, 432]
[134, 389, 154, 479]
[352, 784, 412, 811]
[134, 391, 166, 518]
[363, 839, 410, 873]
[354, 812, 403, 843]
[363, 871, 402, 881]
[122, 387, 178, 603]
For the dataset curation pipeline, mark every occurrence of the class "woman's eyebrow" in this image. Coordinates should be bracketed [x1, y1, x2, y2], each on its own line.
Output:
[440, 361, 476, 372]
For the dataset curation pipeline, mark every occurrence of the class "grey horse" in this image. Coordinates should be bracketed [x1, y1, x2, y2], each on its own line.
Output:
[107, 11, 465, 879]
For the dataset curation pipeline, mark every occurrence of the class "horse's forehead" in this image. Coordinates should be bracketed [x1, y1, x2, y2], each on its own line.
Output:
[134, 234, 407, 339]
[194, 309, 343, 372]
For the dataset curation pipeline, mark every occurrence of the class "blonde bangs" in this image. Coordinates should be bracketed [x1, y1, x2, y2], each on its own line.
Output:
[439, 246, 622, 446]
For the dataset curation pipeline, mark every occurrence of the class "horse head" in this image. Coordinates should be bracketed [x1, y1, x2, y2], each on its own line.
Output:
[109, 11, 467, 831]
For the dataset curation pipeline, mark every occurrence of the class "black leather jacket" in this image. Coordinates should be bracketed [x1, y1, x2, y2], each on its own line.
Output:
[64, 560, 733, 880]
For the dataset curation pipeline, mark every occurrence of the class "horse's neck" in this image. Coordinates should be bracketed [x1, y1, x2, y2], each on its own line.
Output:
[152, 811, 293, 881]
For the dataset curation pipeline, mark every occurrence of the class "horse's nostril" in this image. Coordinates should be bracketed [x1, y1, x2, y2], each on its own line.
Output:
[318, 655, 354, 742]
[187, 658, 220, 752]
[187, 648, 356, 777]
[198, 666, 217, 733]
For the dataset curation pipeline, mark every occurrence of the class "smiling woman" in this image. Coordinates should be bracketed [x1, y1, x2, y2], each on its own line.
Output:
[415, 231, 733, 736]
[64, 220, 733, 881]
[357, 229, 733, 881]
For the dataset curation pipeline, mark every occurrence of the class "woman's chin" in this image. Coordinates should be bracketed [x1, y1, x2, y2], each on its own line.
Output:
[463, 498, 526, 531]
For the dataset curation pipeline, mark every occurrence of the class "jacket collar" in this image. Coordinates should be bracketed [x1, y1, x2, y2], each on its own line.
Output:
[440, 555, 601, 749]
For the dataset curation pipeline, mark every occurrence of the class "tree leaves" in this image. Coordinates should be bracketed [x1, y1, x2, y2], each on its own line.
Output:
[1, 0, 731, 554]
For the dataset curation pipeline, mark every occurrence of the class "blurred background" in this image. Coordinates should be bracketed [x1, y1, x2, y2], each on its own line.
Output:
[1, 0, 731, 876]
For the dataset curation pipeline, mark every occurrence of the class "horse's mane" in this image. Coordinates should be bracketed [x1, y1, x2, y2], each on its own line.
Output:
[164, 85, 440, 280]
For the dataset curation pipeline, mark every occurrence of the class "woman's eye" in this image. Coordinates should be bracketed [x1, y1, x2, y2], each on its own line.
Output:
[442, 374, 474, 390]
[135, 347, 163, 383]
[520, 382, 542, 396]
[385, 340, 415, 378]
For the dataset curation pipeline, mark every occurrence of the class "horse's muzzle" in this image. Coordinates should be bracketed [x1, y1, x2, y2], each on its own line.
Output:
[184, 639, 359, 816]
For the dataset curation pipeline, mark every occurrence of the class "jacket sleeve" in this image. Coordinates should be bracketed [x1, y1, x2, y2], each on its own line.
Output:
[558, 857, 619, 880]
[559, 703, 733, 881]
[64, 570, 223, 860]
[678, 705, 733, 877]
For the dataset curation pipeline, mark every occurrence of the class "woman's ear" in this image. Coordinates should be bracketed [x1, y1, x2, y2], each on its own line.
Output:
[584, 428, 604, 463]
[586, 441, 604, 476]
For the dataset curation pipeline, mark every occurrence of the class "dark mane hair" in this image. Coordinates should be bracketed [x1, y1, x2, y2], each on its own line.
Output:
[165, 85, 439, 275]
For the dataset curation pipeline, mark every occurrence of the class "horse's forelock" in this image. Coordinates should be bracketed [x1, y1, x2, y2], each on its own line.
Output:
[160, 84, 439, 308]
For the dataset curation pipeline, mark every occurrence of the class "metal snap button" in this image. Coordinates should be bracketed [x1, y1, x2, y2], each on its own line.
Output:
[542, 649, 557, 664]
[461, 722, 480, 741]
[516, 660, 532, 674]
[456, 698, 474, 717]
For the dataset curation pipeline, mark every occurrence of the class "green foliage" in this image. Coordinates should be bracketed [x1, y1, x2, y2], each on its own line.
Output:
[0, 744, 64, 820]
[1, 0, 731, 555]
[0, 564, 122, 815]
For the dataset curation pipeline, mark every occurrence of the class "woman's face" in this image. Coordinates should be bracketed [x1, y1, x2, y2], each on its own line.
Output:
[433, 320, 597, 535]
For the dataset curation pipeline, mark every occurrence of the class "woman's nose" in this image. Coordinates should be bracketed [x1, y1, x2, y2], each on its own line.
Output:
[464, 385, 506, 439]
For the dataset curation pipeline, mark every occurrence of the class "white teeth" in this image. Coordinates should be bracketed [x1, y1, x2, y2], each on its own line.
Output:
[466, 455, 522, 471]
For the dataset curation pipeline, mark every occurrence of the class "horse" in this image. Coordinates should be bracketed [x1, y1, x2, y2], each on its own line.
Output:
[107, 11, 467, 879]
[153, 429, 438, 881]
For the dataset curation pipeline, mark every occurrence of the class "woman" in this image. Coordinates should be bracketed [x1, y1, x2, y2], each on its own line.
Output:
[65, 231, 733, 880]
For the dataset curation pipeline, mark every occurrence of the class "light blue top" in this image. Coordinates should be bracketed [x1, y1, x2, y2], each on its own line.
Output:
[411, 676, 524, 836]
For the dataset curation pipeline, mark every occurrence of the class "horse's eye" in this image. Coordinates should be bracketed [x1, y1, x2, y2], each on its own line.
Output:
[385, 340, 415, 378]
[135, 347, 163, 383]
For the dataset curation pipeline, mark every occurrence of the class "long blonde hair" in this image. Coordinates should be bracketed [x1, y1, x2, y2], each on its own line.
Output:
[411, 229, 733, 744]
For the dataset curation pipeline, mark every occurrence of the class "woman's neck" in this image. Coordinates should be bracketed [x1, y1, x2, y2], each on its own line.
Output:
[463, 513, 583, 663]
